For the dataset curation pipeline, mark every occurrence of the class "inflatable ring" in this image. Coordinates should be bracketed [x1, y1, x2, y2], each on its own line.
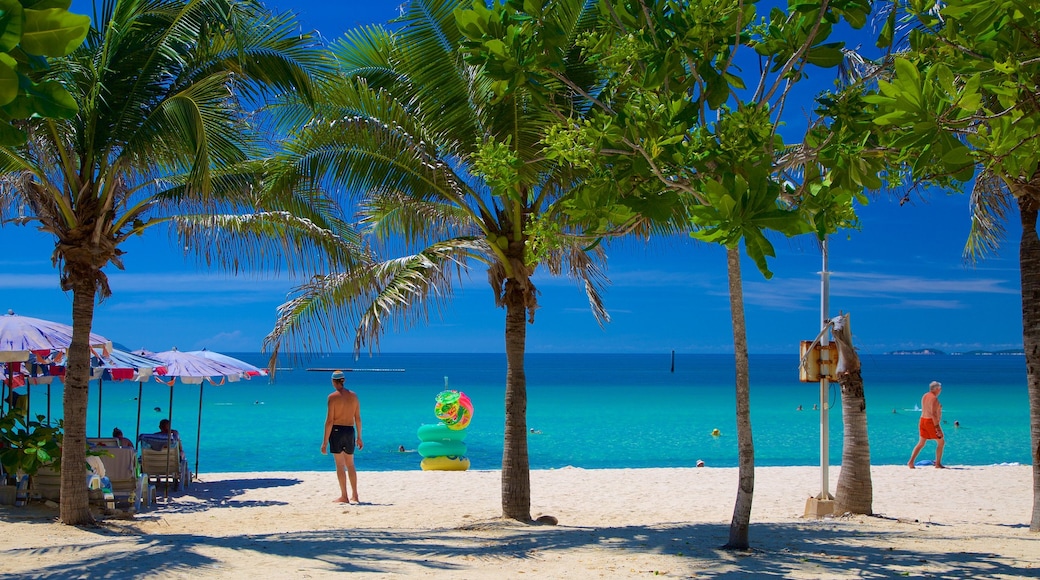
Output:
[418, 440, 467, 458]
[420, 455, 470, 471]
[417, 423, 467, 442]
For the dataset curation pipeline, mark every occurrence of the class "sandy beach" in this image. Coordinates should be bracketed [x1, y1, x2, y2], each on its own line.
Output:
[0, 464, 1036, 578]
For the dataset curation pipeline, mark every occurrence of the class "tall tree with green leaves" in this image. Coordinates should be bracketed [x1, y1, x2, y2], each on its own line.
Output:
[856, 0, 1040, 531]
[262, 0, 635, 522]
[456, 0, 876, 547]
[0, 0, 344, 525]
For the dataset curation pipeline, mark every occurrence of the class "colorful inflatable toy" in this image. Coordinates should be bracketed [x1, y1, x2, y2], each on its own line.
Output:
[420, 456, 470, 471]
[418, 387, 474, 470]
[434, 390, 473, 430]
[418, 439, 467, 458]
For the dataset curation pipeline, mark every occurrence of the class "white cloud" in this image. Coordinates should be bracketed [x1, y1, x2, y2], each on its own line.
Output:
[192, 330, 251, 351]
[0, 274, 62, 289]
[829, 272, 1017, 296]
[889, 299, 965, 310]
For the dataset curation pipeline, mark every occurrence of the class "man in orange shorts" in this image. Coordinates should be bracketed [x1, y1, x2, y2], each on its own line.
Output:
[908, 380, 945, 469]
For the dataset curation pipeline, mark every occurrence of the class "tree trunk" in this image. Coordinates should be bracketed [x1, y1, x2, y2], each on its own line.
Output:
[501, 278, 531, 521]
[1018, 197, 1040, 532]
[59, 269, 96, 525]
[831, 313, 873, 515]
[724, 246, 754, 550]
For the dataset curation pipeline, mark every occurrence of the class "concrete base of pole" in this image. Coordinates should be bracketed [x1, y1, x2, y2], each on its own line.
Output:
[803, 494, 835, 518]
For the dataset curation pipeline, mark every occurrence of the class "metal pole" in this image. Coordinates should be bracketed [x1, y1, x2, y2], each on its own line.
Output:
[195, 383, 204, 478]
[135, 381, 143, 442]
[819, 238, 833, 500]
[97, 376, 103, 438]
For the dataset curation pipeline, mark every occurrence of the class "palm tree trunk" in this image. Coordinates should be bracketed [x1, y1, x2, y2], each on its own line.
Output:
[724, 246, 754, 550]
[59, 269, 96, 525]
[501, 278, 531, 521]
[831, 313, 873, 515]
[1018, 197, 1040, 532]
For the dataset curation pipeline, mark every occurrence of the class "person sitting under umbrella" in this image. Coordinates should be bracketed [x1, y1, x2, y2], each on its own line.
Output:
[112, 427, 134, 447]
[143, 419, 186, 461]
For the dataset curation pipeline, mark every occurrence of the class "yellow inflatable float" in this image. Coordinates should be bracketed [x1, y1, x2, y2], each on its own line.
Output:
[420, 455, 471, 471]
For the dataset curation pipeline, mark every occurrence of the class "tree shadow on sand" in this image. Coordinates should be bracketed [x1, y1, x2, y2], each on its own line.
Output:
[7, 519, 1035, 578]
[138, 477, 300, 516]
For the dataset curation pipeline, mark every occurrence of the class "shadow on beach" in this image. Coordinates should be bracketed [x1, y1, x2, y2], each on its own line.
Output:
[4, 518, 1033, 578]
[139, 477, 300, 516]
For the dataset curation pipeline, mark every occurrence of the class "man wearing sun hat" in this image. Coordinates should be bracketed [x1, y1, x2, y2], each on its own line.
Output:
[321, 369, 363, 503]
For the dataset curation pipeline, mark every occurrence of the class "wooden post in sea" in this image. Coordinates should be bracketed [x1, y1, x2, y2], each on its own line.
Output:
[670, 350, 675, 373]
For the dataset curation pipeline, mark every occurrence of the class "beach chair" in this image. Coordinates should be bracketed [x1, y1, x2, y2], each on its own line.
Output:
[87, 437, 126, 448]
[29, 464, 61, 502]
[92, 446, 149, 514]
[138, 434, 190, 497]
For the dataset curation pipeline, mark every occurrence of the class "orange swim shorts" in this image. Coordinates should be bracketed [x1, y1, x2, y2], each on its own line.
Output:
[919, 418, 942, 440]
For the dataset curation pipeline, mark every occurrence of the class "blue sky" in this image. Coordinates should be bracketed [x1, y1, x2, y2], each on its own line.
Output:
[0, 2, 1024, 356]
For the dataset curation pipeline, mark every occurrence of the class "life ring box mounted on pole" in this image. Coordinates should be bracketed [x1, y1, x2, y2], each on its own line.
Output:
[799, 340, 838, 382]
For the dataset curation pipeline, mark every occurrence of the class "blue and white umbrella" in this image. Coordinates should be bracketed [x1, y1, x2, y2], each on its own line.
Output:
[134, 348, 245, 476]
[0, 310, 112, 420]
[91, 348, 168, 440]
[0, 310, 111, 361]
[186, 349, 267, 379]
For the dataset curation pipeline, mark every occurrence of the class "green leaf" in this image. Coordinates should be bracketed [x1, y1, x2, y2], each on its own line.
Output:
[806, 43, 844, 68]
[0, 0, 23, 53]
[2, 77, 78, 118]
[742, 228, 775, 279]
[24, 0, 73, 9]
[20, 8, 89, 57]
[0, 55, 16, 105]
[877, 7, 895, 48]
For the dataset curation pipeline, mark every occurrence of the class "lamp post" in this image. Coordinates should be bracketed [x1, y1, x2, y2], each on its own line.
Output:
[804, 237, 836, 517]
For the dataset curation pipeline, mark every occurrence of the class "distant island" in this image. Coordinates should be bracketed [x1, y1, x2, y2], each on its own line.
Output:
[887, 349, 1024, 355]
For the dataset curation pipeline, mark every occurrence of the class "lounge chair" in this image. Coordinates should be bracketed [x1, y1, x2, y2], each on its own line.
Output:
[138, 434, 190, 496]
[29, 464, 61, 502]
[91, 446, 149, 514]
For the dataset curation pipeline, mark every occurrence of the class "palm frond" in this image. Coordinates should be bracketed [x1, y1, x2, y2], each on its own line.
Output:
[964, 171, 1011, 264]
[267, 78, 482, 217]
[541, 241, 611, 326]
[361, 188, 481, 252]
[265, 237, 489, 356]
[170, 209, 366, 276]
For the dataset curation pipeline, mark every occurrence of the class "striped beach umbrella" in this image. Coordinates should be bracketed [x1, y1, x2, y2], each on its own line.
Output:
[136, 348, 244, 477]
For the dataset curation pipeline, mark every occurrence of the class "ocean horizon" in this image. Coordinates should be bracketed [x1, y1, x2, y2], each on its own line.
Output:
[20, 352, 1032, 474]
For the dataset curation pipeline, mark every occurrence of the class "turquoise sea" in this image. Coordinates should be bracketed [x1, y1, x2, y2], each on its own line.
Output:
[20, 353, 1033, 474]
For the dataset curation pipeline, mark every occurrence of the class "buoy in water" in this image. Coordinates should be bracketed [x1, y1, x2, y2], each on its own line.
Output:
[711, 428, 721, 437]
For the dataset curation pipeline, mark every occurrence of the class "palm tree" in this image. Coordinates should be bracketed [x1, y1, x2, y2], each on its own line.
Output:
[0, 0, 342, 525]
[262, 0, 629, 522]
[840, 0, 1040, 528]
[829, 312, 872, 514]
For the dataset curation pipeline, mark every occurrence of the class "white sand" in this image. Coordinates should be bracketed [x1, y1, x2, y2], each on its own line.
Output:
[0, 464, 1036, 578]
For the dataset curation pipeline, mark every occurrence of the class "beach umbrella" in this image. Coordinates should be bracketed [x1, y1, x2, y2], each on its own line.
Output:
[185, 349, 267, 379]
[0, 310, 111, 354]
[140, 348, 243, 477]
[2, 350, 63, 423]
[90, 348, 167, 440]
[0, 310, 111, 417]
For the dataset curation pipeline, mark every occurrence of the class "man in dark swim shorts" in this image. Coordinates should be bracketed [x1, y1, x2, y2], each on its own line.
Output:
[329, 425, 356, 455]
[321, 370, 363, 503]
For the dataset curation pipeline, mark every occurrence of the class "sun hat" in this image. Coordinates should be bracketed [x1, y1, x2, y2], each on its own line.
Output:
[331, 370, 345, 380]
